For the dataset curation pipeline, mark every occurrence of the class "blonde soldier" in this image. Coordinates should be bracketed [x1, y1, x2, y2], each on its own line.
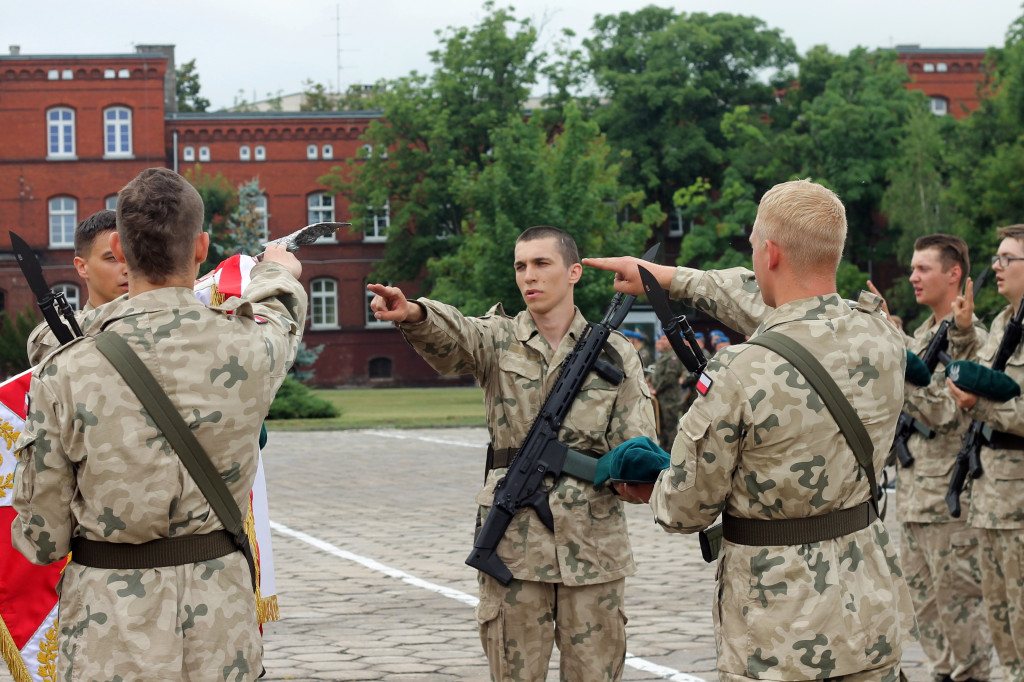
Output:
[882, 235, 992, 682]
[11, 168, 307, 681]
[26, 209, 128, 364]
[368, 225, 655, 682]
[586, 180, 917, 681]
[948, 224, 1024, 682]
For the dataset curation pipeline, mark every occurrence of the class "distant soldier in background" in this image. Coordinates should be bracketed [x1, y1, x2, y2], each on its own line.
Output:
[649, 331, 684, 450]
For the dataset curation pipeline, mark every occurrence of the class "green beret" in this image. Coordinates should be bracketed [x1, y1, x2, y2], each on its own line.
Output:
[594, 437, 670, 487]
[946, 361, 1021, 402]
[905, 350, 931, 386]
[259, 423, 268, 450]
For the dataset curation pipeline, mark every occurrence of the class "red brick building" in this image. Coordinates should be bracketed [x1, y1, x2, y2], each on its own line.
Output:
[0, 45, 441, 386]
[895, 45, 988, 119]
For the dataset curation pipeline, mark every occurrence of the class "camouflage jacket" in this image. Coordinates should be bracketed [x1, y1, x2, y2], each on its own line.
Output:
[652, 268, 917, 679]
[650, 352, 684, 410]
[898, 313, 988, 523]
[398, 299, 656, 585]
[26, 299, 110, 366]
[12, 262, 306, 680]
[953, 304, 1024, 529]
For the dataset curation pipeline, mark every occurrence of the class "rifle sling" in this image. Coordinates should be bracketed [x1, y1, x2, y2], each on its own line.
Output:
[984, 427, 1024, 450]
[719, 331, 880, 549]
[488, 445, 598, 483]
[90, 331, 256, 588]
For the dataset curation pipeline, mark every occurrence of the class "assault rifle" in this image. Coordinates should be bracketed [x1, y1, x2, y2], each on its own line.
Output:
[946, 297, 1024, 517]
[466, 245, 659, 585]
[889, 319, 952, 468]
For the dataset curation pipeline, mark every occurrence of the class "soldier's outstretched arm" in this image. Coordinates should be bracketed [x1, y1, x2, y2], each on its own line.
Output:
[583, 257, 676, 296]
[367, 283, 425, 323]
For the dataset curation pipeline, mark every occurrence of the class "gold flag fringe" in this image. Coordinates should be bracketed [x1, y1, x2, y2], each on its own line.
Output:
[0, 611, 32, 682]
[245, 501, 279, 624]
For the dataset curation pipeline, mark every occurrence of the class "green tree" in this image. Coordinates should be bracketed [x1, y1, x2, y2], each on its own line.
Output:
[224, 178, 269, 257]
[176, 59, 210, 113]
[0, 307, 39, 377]
[320, 2, 543, 289]
[673, 169, 757, 271]
[427, 103, 660, 319]
[584, 8, 797, 216]
[184, 164, 238, 275]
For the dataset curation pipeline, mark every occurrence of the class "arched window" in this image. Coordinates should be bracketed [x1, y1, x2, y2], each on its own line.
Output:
[53, 283, 81, 311]
[49, 196, 77, 247]
[930, 96, 949, 116]
[322, 144, 333, 160]
[239, 145, 251, 161]
[310, 278, 338, 329]
[255, 145, 266, 161]
[365, 281, 389, 327]
[199, 145, 210, 162]
[47, 107, 75, 158]
[254, 194, 269, 240]
[182, 146, 195, 162]
[307, 144, 318, 160]
[103, 106, 132, 157]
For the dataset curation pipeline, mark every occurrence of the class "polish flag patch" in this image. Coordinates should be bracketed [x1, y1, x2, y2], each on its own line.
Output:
[695, 372, 714, 396]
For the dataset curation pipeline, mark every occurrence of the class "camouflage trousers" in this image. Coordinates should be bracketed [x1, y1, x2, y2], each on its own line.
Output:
[719, 662, 903, 682]
[900, 521, 992, 681]
[475, 573, 627, 682]
[979, 528, 1024, 682]
[657, 401, 683, 451]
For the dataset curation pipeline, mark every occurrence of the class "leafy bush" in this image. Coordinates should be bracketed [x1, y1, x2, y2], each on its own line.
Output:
[267, 377, 340, 419]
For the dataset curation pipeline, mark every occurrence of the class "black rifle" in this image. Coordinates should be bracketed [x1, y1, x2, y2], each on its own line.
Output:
[890, 319, 953, 468]
[946, 297, 1024, 517]
[466, 245, 658, 585]
[10, 231, 82, 344]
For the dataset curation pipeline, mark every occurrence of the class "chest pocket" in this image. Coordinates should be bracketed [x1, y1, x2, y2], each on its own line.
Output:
[563, 371, 619, 441]
[496, 351, 542, 432]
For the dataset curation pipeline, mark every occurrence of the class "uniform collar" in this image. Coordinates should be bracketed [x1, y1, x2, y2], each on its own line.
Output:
[754, 293, 847, 336]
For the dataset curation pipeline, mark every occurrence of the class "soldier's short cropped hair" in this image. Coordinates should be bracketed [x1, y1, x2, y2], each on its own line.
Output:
[74, 210, 117, 258]
[914, 234, 970, 287]
[516, 226, 580, 267]
[754, 179, 847, 272]
[116, 168, 204, 283]
[997, 224, 1024, 245]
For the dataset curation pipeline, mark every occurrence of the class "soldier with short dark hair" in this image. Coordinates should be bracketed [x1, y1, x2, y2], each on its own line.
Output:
[12, 167, 307, 680]
[368, 225, 655, 681]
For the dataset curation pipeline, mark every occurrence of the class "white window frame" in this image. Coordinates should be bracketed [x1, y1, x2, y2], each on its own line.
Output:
[937, 62, 948, 73]
[307, 144, 318, 160]
[117, 68, 129, 78]
[105, 194, 118, 211]
[47, 107, 75, 159]
[103, 106, 133, 158]
[365, 202, 389, 242]
[361, 143, 374, 159]
[322, 144, 333, 160]
[930, 96, 949, 116]
[49, 197, 77, 248]
[104, 68, 115, 79]
[668, 207, 685, 238]
[199, 146, 210, 162]
[310, 278, 339, 329]
[240, 145, 251, 161]
[183, 146, 195, 162]
[365, 282, 390, 328]
[307, 192, 336, 243]
[254, 194, 269, 241]
[53, 282, 81, 311]
[254, 145, 266, 161]
[61, 69, 73, 80]
[47, 69, 58, 80]
[923, 63, 935, 73]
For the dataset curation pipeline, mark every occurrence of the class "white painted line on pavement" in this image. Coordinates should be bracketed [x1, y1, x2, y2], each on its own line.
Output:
[269, 519, 707, 682]
[361, 428, 485, 449]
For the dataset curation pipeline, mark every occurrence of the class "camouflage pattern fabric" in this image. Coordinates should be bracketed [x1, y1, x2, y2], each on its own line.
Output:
[952, 304, 1024, 681]
[25, 299, 107, 366]
[476, 573, 627, 682]
[649, 352, 684, 450]
[11, 262, 306, 681]
[898, 314, 992, 681]
[651, 268, 917, 680]
[398, 298, 655, 681]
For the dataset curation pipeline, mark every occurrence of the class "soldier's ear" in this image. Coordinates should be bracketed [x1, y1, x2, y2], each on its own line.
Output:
[194, 232, 210, 265]
[568, 261, 583, 285]
[109, 232, 127, 264]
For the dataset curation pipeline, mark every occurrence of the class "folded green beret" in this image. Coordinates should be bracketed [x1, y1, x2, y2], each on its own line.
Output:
[594, 437, 671, 487]
[259, 423, 268, 450]
[905, 350, 931, 386]
[946, 361, 1022, 402]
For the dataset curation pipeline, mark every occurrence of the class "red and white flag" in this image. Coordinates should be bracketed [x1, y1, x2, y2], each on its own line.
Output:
[0, 370, 64, 682]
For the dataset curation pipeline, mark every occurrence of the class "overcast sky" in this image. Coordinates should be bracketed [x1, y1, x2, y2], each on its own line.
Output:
[4, 1, 1022, 110]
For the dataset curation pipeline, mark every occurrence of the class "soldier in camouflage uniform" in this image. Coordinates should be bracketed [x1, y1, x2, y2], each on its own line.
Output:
[12, 168, 307, 681]
[27, 209, 128, 365]
[948, 224, 1024, 682]
[649, 332, 684, 450]
[586, 180, 917, 681]
[368, 225, 656, 682]
[887, 235, 992, 682]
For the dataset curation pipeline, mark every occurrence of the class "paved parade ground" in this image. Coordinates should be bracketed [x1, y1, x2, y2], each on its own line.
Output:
[2, 427, 934, 682]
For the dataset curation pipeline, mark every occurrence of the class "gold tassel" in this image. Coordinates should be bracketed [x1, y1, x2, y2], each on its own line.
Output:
[0, 611, 33, 682]
[244, 501, 279, 624]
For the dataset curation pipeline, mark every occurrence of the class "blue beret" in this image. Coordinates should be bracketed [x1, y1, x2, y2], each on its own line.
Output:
[694, 332, 705, 340]
[622, 330, 644, 340]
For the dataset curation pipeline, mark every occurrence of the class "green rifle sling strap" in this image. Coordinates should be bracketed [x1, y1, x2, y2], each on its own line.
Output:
[747, 331, 880, 511]
[94, 330, 246, 544]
